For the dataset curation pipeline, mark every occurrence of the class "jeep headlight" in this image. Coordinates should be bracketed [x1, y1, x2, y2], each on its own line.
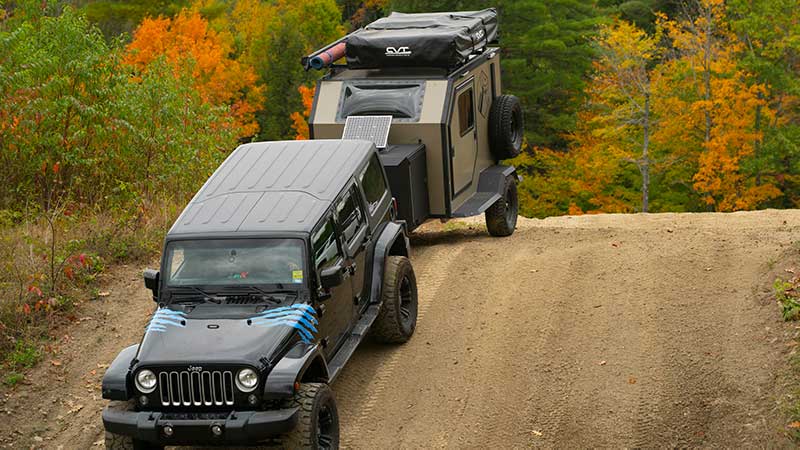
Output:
[236, 368, 258, 392]
[135, 369, 157, 394]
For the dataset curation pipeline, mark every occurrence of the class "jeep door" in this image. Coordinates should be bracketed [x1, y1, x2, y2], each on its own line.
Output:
[311, 215, 353, 358]
[450, 78, 478, 198]
[335, 184, 370, 315]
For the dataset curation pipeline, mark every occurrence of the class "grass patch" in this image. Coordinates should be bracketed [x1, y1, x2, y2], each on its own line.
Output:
[7, 340, 40, 369]
[2, 373, 23, 387]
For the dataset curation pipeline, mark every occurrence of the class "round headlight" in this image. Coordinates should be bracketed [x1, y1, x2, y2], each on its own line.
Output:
[135, 369, 157, 394]
[236, 368, 259, 392]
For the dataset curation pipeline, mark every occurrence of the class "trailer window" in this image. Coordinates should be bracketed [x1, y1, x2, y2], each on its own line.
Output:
[457, 88, 475, 137]
[360, 154, 388, 211]
[338, 81, 424, 122]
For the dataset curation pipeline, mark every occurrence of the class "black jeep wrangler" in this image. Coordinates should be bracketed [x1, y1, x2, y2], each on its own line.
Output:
[101, 139, 418, 449]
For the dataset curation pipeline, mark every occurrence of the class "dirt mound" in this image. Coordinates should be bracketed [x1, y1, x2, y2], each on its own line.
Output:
[2, 210, 799, 448]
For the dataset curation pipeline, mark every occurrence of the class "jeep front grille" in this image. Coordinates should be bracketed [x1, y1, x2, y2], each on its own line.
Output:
[158, 370, 235, 407]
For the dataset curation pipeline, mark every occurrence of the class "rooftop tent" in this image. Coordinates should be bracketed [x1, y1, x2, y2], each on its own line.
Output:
[345, 8, 498, 70]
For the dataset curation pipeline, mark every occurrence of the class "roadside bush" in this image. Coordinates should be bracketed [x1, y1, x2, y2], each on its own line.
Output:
[0, 6, 245, 371]
[775, 277, 800, 321]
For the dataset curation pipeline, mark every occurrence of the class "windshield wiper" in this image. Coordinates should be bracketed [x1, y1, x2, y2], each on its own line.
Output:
[169, 286, 222, 304]
[217, 285, 296, 303]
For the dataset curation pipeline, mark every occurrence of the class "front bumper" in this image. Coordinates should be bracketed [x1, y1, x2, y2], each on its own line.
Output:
[102, 406, 299, 445]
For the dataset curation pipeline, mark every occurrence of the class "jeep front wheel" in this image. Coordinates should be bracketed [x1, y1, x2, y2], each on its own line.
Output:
[281, 382, 339, 450]
[372, 256, 418, 343]
[104, 432, 163, 450]
[485, 176, 518, 237]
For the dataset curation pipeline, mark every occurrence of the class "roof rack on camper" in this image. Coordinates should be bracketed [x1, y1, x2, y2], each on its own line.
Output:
[302, 8, 498, 72]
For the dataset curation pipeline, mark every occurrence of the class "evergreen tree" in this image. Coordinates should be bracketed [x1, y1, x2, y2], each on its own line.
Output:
[500, 0, 600, 149]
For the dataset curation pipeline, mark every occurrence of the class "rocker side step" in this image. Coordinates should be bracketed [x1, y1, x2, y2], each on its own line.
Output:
[327, 304, 380, 382]
[452, 192, 501, 217]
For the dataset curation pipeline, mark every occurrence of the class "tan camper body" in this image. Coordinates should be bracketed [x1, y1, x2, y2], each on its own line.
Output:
[309, 49, 513, 227]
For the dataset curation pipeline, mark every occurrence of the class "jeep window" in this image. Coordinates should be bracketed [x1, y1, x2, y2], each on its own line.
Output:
[164, 239, 305, 287]
[360, 154, 388, 211]
[312, 217, 342, 271]
[339, 83, 423, 120]
[457, 87, 475, 137]
[336, 186, 366, 244]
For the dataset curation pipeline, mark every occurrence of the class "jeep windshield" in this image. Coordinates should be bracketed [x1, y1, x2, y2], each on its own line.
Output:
[164, 238, 306, 290]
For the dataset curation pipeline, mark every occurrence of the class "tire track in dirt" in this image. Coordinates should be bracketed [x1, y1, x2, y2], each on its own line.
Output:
[2, 211, 800, 449]
[334, 240, 464, 448]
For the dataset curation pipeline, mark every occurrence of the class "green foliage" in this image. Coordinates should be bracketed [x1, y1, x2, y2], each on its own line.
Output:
[775, 278, 800, 321]
[7, 340, 40, 369]
[232, 0, 344, 140]
[82, 0, 191, 38]
[0, 6, 239, 212]
[499, 0, 601, 149]
[2, 372, 23, 387]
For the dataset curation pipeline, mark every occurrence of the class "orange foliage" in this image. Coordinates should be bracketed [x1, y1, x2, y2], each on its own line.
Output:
[655, 0, 780, 211]
[290, 85, 315, 140]
[124, 11, 263, 137]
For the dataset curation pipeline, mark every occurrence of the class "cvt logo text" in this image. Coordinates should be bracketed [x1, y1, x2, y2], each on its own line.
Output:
[385, 46, 412, 57]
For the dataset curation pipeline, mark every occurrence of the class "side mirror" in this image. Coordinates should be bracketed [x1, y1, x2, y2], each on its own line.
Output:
[143, 269, 160, 302]
[319, 265, 344, 291]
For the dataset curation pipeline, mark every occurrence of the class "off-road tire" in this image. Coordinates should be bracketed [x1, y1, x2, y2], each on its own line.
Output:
[281, 382, 339, 450]
[372, 256, 418, 344]
[104, 402, 164, 450]
[485, 176, 518, 237]
[488, 94, 524, 160]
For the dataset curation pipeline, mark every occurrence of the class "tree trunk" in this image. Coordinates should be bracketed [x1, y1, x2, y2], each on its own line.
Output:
[642, 91, 651, 213]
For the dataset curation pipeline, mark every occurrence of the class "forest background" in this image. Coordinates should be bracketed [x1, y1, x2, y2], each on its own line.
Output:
[0, 0, 798, 379]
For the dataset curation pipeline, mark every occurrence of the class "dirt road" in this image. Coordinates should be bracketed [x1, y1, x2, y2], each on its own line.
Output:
[2, 210, 799, 448]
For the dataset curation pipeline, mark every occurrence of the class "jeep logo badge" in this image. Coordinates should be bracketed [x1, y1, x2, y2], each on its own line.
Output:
[385, 46, 412, 57]
[188, 365, 203, 372]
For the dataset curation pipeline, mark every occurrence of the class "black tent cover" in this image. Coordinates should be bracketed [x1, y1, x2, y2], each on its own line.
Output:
[345, 8, 498, 70]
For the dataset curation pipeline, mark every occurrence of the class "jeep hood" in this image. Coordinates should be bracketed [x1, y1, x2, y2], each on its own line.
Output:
[134, 303, 318, 366]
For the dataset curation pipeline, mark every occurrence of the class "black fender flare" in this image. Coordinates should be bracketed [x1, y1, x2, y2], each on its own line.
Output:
[369, 221, 410, 305]
[101, 344, 139, 400]
[263, 342, 328, 399]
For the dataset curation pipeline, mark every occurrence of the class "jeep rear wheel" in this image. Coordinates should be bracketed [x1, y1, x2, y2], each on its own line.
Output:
[485, 176, 518, 237]
[281, 382, 339, 450]
[488, 94, 524, 160]
[372, 256, 418, 343]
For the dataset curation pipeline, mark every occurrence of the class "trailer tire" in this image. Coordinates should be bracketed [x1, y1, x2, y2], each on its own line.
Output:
[485, 176, 518, 237]
[372, 256, 418, 343]
[488, 95, 524, 160]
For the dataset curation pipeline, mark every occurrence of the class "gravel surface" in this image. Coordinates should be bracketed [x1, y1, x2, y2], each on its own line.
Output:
[2, 210, 799, 449]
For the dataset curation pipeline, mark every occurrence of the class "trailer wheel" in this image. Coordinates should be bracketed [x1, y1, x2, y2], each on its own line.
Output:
[281, 382, 339, 450]
[372, 256, 418, 343]
[485, 176, 518, 237]
[488, 95, 524, 160]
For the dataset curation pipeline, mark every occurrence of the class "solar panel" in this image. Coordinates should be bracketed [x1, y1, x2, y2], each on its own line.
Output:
[342, 115, 392, 149]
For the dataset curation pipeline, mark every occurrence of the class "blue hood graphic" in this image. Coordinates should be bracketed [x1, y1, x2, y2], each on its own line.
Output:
[249, 304, 318, 343]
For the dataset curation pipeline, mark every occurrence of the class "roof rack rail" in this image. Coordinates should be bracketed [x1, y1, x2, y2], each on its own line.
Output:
[301, 29, 363, 71]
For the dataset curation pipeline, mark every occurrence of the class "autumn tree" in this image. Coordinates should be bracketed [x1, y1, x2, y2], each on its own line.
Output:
[226, 0, 344, 140]
[592, 20, 662, 212]
[124, 10, 263, 138]
[728, 0, 800, 207]
[290, 85, 316, 140]
[655, 0, 779, 211]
